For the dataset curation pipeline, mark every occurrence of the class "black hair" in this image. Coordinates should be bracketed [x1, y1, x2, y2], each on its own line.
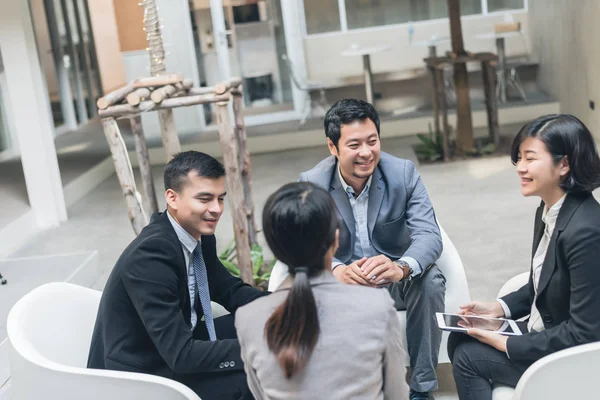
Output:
[163, 151, 225, 192]
[324, 99, 380, 148]
[262, 182, 338, 379]
[510, 114, 600, 193]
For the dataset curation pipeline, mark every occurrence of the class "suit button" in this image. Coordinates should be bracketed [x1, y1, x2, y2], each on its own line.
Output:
[219, 362, 224, 369]
[543, 316, 553, 324]
[224, 361, 230, 367]
[230, 361, 236, 367]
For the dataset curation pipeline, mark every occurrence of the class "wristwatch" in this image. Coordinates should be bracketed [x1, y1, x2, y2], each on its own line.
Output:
[394, 260, 413, 281]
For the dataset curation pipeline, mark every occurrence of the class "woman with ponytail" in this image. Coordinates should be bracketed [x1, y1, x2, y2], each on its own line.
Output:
[235, 182, 408, 399]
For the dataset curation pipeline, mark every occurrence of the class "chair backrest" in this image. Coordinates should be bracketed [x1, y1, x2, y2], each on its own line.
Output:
[7, 282, 200, 400]
[513, 341, 600, 399]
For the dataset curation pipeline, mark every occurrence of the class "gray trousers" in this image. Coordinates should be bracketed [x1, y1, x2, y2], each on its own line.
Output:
[388, 264, 446, 392]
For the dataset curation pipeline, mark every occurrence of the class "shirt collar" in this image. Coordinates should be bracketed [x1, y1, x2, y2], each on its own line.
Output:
[337, 164, 372, 197]
[167, 211, 200, 254]
[542, 194, 567, 228]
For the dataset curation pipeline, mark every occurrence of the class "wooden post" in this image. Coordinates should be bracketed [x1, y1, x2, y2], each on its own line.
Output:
[127, 88, 151, 106]
[447, 0, 474, 153]
[130, 116, 159, 214]
[232, 86, 257, 247]
[481, 61, 500, 146]
[215, 99, 253, 285]
[101, 118, 148, 234]
[436, 67, 450, 162]
[428, 65, 440, 136]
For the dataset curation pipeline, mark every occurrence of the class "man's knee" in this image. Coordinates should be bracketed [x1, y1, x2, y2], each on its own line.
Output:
[415, 264, 446, 297]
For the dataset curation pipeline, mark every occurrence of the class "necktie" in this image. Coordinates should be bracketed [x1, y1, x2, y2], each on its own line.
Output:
[193, 244, 217, 341]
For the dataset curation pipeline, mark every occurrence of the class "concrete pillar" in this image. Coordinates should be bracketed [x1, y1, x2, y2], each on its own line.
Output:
[280, 1, 309, 114]
[0, 0, 67, 228]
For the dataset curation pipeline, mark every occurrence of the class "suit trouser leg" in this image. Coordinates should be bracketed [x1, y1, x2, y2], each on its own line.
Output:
[394, 264, 446, 392]
[448, 333, 529, 400]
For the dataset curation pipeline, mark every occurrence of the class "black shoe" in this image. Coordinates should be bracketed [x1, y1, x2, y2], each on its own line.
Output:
[410, 390, 434, 400]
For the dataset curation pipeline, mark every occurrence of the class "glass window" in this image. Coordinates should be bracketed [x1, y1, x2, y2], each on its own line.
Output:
[487, 0, 525, 12]
[344, 0, 482, 30]
[303, 0, 341, 34]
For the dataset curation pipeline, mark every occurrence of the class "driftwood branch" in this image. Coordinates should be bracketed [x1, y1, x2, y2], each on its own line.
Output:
[216, 100, 253, 284]
[97, 83, 135, 109]
[126, 88, 151, 106]
[101, 117, 148, 234]
[130, 115, 159, 214]
[132, 74, 184, 88]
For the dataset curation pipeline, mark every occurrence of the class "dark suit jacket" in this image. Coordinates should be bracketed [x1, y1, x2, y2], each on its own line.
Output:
[87, 211, 267, 381]
[502, 192, 600, 363]
[299, 152, 442, 272]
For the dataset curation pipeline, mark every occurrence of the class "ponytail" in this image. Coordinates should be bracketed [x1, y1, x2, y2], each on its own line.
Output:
[264, 267, 320, 379]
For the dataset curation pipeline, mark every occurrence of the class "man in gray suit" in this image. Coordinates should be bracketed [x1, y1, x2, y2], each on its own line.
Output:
[299, 99, 445, 400]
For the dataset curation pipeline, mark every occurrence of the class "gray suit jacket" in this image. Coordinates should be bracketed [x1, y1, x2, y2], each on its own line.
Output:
[235, 272, 409, 400]
[299, 152, 442, 272]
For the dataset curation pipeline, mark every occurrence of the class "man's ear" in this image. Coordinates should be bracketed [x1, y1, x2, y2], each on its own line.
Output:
[327, 138, 339, 158]
[165, 189, 178, 210]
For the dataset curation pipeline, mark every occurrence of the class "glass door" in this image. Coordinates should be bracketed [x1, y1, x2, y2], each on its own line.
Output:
[190, 0, 295, 126]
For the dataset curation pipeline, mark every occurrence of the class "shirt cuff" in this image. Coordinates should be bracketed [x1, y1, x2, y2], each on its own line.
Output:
[496, 299, 511, 319]
[331, 260, 344, 271]
[400, 256, 422, 277]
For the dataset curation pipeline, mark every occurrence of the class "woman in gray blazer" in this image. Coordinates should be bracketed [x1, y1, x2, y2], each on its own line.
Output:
[235, 182, 409, 400]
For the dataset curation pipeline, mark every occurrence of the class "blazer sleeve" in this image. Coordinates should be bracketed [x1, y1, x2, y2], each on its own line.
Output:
[203, 235, 268, 313]
[401, 160, 443, 272]
[506, 225, 600, 363]
[383, 298, 410, 400]
[500, 275, 534, 320]
[122, 236, 244, 374]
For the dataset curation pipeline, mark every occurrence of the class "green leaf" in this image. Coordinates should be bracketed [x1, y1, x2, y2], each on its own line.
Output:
[219, 239, 237, 260]
[417, 133, 435, 147]
[220, 258, 241, 277]
[481, 143, 496, 154]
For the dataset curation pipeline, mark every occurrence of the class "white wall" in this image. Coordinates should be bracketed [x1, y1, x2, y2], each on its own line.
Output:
[528, 0, 600, 139]
[302, 11, 530, 82]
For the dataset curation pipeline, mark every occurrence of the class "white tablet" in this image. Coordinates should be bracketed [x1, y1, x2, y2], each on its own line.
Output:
[435, 312, 523, 336]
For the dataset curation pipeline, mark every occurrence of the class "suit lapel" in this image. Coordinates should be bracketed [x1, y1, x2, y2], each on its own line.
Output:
[537, 193, 586, 296]
[367, 166, 384, 235]
[330, 171, 355, 238]
[532, 202, 545, 259]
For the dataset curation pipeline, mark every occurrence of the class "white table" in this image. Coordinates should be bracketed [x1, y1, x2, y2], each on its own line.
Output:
[341, 44, 392, 104]
[475, 31, 522, 103]
[409, 36, 451, 58]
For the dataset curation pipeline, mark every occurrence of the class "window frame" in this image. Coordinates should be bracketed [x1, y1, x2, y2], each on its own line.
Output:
[301, 0, 528, 37]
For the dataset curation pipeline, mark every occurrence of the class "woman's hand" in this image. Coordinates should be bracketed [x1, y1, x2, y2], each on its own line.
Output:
[458, 301, 505, 318]
[467, 328, 509, 353]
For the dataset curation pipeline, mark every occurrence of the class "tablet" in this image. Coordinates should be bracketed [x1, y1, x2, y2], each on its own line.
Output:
[435, 312, 523, 336]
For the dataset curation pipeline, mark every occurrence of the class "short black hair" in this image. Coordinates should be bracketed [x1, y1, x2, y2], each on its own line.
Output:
[164, 151, 225, 192]
[324, 99, 380, 148]
[511, 114, 600, 193]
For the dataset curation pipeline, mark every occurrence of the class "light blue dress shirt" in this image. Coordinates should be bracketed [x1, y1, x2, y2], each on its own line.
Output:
[167, 211, 200, 330]
[332, 167, 422, 278]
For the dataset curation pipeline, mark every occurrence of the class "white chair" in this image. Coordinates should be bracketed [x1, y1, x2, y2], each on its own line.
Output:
[281, 54, 329, 125]
[267, 221, 471, 364]
[492, 272, 600, 400]
[7, 282, 200, 400]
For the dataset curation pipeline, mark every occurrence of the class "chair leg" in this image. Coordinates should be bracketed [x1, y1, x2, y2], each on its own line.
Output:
[509, 68, 527, 101]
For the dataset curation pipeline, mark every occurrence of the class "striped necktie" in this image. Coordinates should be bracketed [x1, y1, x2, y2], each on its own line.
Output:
[193, 244, 217, 341]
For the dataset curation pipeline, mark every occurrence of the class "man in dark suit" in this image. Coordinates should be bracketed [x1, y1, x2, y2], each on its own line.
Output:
[299, 99, 445, 400]
[88, 151, 267, 400]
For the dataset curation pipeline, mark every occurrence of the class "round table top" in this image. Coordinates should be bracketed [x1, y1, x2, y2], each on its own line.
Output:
[409, 36, 451, 47]
[475, 31, 522, 40]
[340, 44, 392, 57]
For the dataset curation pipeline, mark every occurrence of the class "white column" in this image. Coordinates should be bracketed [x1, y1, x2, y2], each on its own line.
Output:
[0, 0, 67, 228]
[281, 1, 309, 114]
[210, 0, 232, 81]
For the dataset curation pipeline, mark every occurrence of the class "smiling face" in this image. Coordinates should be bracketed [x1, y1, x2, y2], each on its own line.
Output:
[327, 118, 380, 193]
[516, 137, 569, 204]
[165, 171, 226, 239]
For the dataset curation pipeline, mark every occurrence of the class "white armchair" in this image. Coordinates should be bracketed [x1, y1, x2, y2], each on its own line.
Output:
[267, 221, 471, 364]
[492, 272, 600, 400]
[7, 282, 200, 400]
